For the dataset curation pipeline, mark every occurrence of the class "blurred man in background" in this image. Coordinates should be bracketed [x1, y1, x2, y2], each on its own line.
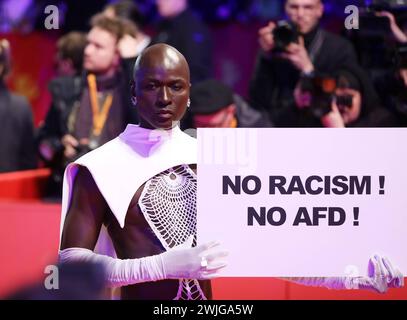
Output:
[249, 0, 375, 127]
[294, 65, 395, 127]
[103, 0, 151, 59]
[37, 15, 138, 197]
[53, 32, 87, 77]
[0, 39, 36, 172]
[152, 0, 213, 84]
[189, 79, 272, 128]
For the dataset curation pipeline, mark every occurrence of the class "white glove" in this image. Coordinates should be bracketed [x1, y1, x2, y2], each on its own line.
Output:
[59, 236, 228, 288]
[351, 254, 404, 293]
[160, 235, 228, 280]
[284, 254, 404, 293]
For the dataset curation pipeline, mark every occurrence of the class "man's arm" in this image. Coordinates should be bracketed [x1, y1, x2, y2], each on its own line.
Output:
[59, 166, 227, 287]
[60, 165, 106, 250]
[280, 255, 403, 293]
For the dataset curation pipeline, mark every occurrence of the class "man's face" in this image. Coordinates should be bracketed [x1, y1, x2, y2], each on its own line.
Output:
[55, 54, 76, 77]
[193, 105, 236, 128]
[156, 0, 185, 18]
[83, 27, 119, 74]
[134, 50, 190, 130]
[285, 0, 323, 34]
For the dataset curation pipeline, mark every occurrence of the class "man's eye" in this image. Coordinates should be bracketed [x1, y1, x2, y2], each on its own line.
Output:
[145, 84, 157, 90]
[172, 85, 182, 91]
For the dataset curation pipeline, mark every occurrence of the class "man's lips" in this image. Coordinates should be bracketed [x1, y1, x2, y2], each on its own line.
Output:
[155, 109, 174, 120]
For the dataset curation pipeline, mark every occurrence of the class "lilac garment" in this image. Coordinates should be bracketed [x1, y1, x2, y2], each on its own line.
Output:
[284, 253, 404, 293]
[283, 277, 352, 290]
[60, 124, 197, 242]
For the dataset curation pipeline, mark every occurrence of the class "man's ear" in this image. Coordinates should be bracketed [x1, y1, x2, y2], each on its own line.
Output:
[318, 2, 324, 18]
[60, 59, 74, 73]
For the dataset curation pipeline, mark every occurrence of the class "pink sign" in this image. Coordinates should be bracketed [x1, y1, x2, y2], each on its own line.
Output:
[197, 128, 407, 277]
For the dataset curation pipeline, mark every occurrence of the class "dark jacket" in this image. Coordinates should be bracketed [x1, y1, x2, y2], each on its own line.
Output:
[249, 26, 361, 127]
[0, 82, 37, 172]
[152, 9, 213, 84]
[234, 94, 273, 127]
[374, 71, 407, 126]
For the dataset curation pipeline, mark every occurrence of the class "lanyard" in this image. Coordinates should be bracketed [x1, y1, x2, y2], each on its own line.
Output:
[87, 74, 113, 137]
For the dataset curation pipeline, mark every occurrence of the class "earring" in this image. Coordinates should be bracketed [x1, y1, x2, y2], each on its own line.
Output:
[131, 97, 137, 106]
[187, 98, 191, 108]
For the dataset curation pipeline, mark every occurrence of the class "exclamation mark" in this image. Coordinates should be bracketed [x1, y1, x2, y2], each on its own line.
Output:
[353, 207, 359, 226]
[379, 176, 385, 195]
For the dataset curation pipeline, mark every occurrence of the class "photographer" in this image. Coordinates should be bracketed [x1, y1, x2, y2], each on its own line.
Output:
[295, 64, 395, 127]
[375, 43, 407, 126]
[376, 11, 407, 44]
[0, 39, 37, 172]
[249, 0, 363, 127]
[37, 15, 139, 198]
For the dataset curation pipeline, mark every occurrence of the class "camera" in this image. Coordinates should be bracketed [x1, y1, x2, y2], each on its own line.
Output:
[272, 20, 299, 52]
[335, 94, 353, 111]
[298, 75, 337, 118]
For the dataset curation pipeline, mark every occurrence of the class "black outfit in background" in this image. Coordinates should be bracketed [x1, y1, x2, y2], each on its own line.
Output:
[0, 82, 36, 172]
[151, 9, 213, 84]
[249, 26, 362, 127]
[375, 71, 407, 126]
[340, 63, 397, 127]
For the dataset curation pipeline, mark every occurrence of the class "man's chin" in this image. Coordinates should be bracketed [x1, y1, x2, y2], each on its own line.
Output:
[152, 119, 179, 130]
[84, 64, 104, 74]
[299, 23, 318, 35]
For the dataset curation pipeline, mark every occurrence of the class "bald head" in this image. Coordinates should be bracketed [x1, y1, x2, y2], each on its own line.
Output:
[133, 43, 190, 84]
[132, 44, 191, 130]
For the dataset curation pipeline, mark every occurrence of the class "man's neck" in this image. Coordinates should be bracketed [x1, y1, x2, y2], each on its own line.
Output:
[302, 23, 320, 48]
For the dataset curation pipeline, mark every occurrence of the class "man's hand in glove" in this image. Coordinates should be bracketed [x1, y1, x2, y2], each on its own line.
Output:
[350, 254, 404, 293]
[160, 236, 229, 280]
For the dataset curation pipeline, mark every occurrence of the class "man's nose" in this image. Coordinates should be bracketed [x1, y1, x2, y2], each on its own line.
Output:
[157, 86, 171, 106]
[297, 7, 305, 18]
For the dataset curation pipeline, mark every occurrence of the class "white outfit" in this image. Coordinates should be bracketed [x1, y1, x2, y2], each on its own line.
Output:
[59, 124, 208, 299]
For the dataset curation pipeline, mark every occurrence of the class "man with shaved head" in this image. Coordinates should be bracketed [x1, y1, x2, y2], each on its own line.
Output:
[58, 44, 227, 300]
[58, 44, 402, 299]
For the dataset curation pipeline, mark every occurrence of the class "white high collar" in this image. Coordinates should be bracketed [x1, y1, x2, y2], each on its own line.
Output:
[119, 124, 183, 153]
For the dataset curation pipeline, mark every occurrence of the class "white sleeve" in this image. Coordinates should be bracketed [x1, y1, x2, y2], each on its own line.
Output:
[59, 239, 228, 288]
[281, 254, 404, 294]
[281, 277, 356, 290]
[59, 247, 165, 288]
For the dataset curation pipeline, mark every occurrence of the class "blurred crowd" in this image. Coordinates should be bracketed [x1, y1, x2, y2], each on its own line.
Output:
[1, 0, 407, 198]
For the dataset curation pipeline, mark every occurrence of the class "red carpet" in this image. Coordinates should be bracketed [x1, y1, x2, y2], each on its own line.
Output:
[1, 200, 406, 299]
